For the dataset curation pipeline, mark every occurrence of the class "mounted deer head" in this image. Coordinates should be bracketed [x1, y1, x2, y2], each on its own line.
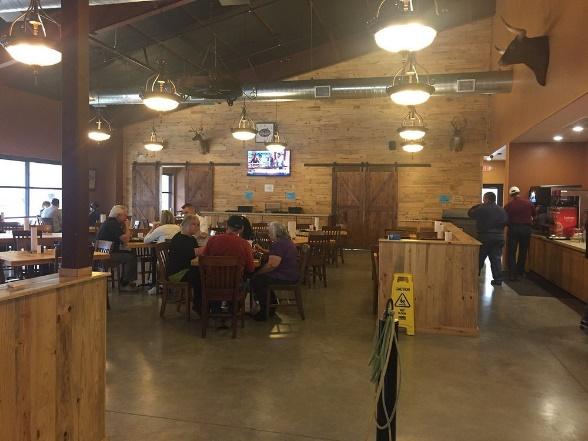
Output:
[495, 16, 550, 86]
[450, 117, 467, 152]
[190, 127, 210, 154]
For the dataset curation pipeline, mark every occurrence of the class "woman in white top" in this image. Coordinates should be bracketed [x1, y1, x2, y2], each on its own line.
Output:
[144, 210, 180, 244]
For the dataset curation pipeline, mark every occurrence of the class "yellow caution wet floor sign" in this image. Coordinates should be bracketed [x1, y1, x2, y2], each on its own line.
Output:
[391, 273, 415, 335]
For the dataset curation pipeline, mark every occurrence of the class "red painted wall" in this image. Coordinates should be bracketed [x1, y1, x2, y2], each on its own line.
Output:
[0, 84, 123, 213]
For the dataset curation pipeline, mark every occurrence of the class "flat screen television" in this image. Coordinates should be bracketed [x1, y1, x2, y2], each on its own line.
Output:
[247, 150, 291, 177]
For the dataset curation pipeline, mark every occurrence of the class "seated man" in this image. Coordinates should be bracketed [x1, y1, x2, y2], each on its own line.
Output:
[251, 222, 300, 321]
[167, 214, 202, 309]
[96, 205, 138, 291]
[201, 215, 255, 274]
[181, 203, 209, 239]
[42, 198, 62, 233]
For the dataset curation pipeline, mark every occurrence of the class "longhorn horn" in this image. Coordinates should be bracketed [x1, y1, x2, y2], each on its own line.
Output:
[501, 16, 527, 38]
[494, 45, 506, 55]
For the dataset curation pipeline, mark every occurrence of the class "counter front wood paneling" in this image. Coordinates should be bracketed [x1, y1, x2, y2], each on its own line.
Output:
[378, 223, 480, 336]
[0, 273, 108, 441]
[527, 235, 588, 302]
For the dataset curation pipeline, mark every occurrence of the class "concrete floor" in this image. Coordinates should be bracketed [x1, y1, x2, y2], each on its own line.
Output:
[105, 251, 588, 441]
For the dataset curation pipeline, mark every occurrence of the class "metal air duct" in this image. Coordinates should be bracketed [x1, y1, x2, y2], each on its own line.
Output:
[90, 70, 513, 106]
[0, 0, 159, 13]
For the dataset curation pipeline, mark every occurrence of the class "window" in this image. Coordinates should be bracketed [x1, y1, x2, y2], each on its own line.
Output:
[160, 174, 173, 212]
[0, 157, 62, 220]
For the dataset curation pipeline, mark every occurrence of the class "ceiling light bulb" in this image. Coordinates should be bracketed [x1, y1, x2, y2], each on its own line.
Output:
[387, 83, 434, 106]
[374, 22, 437, 53]
[398, 128, 427, 140]
[88, 130, 111, 142]
[572, 125, 584, 133]
[144, 127, 163, 151]
[398, 106, 428, 141]
[88, 115, 111, 142]
[265, 130, 286, 153]
[143, 93, 180, 112]
[553, 135, 563, 141]
[232, 128, 257, 141]
[402, 141, 424, 153]
[5, 40, 61, 66]
[232, 103, 257, 141]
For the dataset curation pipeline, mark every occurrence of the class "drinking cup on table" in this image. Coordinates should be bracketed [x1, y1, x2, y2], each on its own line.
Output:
[444, 231, 453, 242]
[437, 230, 444, 240]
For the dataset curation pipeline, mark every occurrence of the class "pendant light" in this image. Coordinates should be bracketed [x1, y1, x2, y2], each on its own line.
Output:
[142, 60, 181, 112]
[144, 124, 164, 152]
[387, 53, 434, 106]
[265, 101, 287, 153]
[401, 141, 424, 153]
[397, 106, 427, 141]
[231, 98, 257, 141]
[371, 0, 437, 53]
[2, 0, 61, 67]
[88, 110, 112, 142]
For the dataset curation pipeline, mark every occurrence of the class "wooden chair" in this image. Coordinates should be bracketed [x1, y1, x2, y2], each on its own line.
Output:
[321, 225, 343, 266]
[370, 245, 379, 314]
[255, 231, 272, 250]
[307, 233, 330, 287]
[199, 256, 244, 338]
[12, 229, 43, 251]
[0, 221, 21, 232]
[136, 245, 154, 286]
[94, 240, 120, 289]
[265, 244, 310, 320]
[252, 222, 268, 233]
[155, 242, 191, 321]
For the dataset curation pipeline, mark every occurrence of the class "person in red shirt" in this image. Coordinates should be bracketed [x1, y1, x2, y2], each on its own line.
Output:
[504, 186, 535, 280]
[201, 215, 255, 274]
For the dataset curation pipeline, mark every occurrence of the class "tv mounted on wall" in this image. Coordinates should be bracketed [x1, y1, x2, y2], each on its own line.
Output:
[247, 150, 291, 177]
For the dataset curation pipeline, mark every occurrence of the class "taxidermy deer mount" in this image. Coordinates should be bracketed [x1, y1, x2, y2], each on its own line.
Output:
[190, 127, 210, 154]
[450, 117, 467, 152]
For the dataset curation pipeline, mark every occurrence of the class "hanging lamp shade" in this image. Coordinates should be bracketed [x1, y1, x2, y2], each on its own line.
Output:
[142, 61, 181, 112]
[371, 0, 437, 53]
[88, 112, 112, 142]
[231, 102, 257, 141]
[387, 53, 434, 106]
[3, 0, 61, 66]
[401, 141, 424, 153]
[265, 130, 286, 153]
[144, 126, 164, 151]
[397, 106, 427, 141]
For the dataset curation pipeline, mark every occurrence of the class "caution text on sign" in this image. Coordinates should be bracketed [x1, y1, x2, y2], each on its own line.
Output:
[390, 273, 415, 335]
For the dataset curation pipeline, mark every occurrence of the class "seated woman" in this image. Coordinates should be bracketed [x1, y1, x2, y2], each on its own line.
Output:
[167, 215, 202, 310]
[251, 221, 300, 321]
[144, 210, 181, 243]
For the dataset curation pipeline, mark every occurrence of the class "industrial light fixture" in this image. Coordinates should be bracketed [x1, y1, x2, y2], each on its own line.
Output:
[142, 60, 181, 112]
[371, 0, 437, 53]
[265, 101, 287, 153]
[387, 53, 434, 106]
[231, 99, 257, 141]
[553, 135, 563, 142]
[2, 0, 61, 67]
[572, 125, 584, 133]
[144, 124, 164, 151]
[88, 111, 111, 142]
[401, 140, 424, 153]
[398, 106, 427, 140]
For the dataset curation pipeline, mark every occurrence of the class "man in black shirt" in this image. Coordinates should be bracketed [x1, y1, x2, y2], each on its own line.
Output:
[168, 214, 202, 309]
[468, 192, 508, 285]
[96, 205, 138, 291]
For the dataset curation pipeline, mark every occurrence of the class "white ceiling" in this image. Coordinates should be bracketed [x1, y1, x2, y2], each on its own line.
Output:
[513, 92, 588, 143]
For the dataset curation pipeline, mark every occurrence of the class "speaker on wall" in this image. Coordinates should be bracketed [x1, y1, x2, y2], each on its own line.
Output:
[388, 141, 396, 150]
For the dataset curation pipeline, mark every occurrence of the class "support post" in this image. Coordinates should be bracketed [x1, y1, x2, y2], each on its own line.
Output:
[376, 320, 398, 441]
[61, 0, 90, 275]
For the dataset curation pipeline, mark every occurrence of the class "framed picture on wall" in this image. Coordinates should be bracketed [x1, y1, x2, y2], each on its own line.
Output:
[255, 122, 274, 143]
[89, 169, 96, 191]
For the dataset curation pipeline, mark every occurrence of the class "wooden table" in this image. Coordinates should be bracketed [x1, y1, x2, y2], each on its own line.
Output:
[191, 257, 261, 267]
[0, 250, 109, 266]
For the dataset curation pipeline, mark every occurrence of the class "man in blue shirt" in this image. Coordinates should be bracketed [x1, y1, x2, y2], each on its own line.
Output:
[468, 192, 508, 285]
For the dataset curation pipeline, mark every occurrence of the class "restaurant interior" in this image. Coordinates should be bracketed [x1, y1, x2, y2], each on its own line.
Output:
[0, 1, 587, 441]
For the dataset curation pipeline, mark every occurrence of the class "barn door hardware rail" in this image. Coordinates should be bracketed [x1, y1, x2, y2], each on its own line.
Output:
[304, 162, 431, 168]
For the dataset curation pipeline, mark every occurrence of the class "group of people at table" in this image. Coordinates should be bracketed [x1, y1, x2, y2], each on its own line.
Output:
[95, 203, 299, 321]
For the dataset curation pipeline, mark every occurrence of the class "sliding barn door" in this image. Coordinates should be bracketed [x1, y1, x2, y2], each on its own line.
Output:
[365, 167, 398, 248]
[185, 163, 213, 212]
[132, 162, 160, 224]
[333, 166, 365, 248]
[333, 165, 398, 249]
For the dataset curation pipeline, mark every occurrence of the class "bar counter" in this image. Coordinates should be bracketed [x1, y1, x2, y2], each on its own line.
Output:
[378, 223, 481, 336]
[201, 211, 332, 227]
[0, 273, 108, 441]
[527, 235, 588, 302]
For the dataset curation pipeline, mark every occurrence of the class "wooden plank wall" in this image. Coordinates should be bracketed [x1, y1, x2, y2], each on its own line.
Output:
[0, 277, 107, 441]
[123, 19, 493, 219]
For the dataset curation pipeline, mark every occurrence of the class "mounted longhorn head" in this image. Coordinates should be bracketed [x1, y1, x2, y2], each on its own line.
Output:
[495, 16, 550, 86]
[190, 127, 210, 154]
